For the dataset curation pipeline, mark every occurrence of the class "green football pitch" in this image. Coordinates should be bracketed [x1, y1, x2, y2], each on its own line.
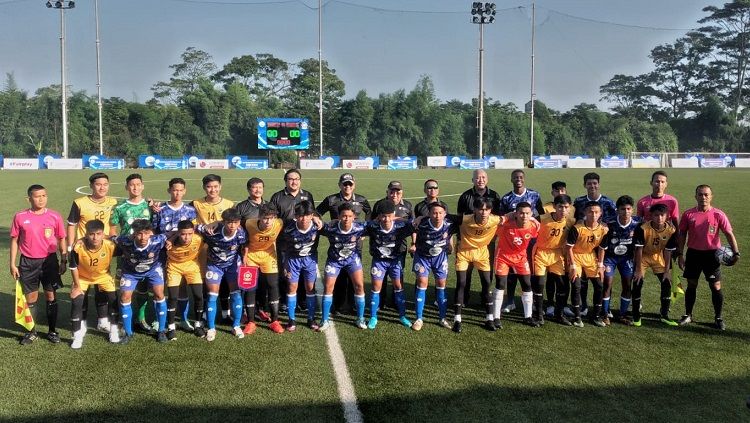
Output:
[1, 168, 748, 422]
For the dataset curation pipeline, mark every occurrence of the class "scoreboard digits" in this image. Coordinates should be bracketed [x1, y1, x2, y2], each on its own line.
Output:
[257, 118, 310, 150]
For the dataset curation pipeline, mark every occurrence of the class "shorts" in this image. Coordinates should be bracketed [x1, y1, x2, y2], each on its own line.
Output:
[205, 263, 239, 289]
[683, 248, 721, 282]
[495, 254, 531, 276]
[245, 250, 278, 274]
[19, 254, 62, 294]
[532, 248, 565, 276]
[455, 248, 491, 272]
[371, 258, 403, 282]
[413, 252, 449, 280]
[641, 253, 667, 274]
[166, 261, 203, 287]
[324, 255, 362, 279]
[77, 277, 116, 293]
[120, 267, 164, 292]
[285, 256, 318, 285]
[571, 253, 599, 279]
[604, 255, 634, 278]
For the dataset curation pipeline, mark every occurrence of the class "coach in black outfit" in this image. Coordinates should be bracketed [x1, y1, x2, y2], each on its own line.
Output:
[316, 173, 371, 314]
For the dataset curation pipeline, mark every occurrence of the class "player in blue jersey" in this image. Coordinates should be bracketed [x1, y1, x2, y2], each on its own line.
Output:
[411, 202, 460, 331]
[364, 201, 416, 329]
[573, 172, 617, 223]
[281, 201, 323, 331]
[116, 219, 168, 344]
[196, 208, 247, 341]
[599, 195, 641, 326]
[318, 203, 368, 330]
[151, 177, 199, 332]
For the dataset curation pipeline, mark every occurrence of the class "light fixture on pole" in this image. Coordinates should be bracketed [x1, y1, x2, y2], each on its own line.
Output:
[318, 0, 323, 158]
[47, 0, 75, 159]
[470, 2, 496, 160]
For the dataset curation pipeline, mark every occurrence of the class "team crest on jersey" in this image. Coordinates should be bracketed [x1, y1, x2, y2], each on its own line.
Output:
[44, 228, 53, 238]
[351, 236, 357, 242]
[148, 253, 154, 258]
[142, 210, 150, 216]
[231, 245, 237, 250]
[524, 233, 531, 239]
[709, 225, 716, 234]
[100, 252, 107, 258]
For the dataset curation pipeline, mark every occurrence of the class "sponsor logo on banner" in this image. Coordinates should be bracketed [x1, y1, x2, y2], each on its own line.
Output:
[459, 159, 488, 170]
[4, 158, 40, 169]
[197, 159, 229, 169]
[47, 159, 83, 169]
[343, 159, 374, 169]
[301, 157, 336, 170]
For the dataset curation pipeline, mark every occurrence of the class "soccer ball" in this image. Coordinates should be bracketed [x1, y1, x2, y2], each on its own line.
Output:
[715, 245, 736, 266]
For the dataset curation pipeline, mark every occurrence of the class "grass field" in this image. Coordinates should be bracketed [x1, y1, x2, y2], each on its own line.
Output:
[1, 168, 748, 423]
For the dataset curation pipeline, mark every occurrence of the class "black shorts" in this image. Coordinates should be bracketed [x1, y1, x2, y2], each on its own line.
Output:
[19, 254, 62, 295]
[683, 248, 721, 282]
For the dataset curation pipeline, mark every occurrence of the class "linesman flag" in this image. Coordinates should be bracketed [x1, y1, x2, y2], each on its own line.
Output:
[671, 264, 685, 301]
[15, 280, 34, 331]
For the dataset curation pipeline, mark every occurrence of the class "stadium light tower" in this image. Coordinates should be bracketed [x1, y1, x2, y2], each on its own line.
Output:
[95, 0, 103, 155]
[471, 2, 496, 159]
[46, 0, 75, 159]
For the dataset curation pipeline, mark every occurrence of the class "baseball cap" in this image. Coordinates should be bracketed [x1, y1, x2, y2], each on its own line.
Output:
[339, 173, 355, 184]
[387, 181, 403, 191]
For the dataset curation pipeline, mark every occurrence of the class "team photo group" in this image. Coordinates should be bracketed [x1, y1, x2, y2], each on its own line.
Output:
[9, 168, 741, 348]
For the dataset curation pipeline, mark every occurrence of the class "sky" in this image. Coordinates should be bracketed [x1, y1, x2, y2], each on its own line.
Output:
[0, 0, 722, 112]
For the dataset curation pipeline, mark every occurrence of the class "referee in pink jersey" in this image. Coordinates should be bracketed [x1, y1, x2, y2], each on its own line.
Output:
[9, 184, 68, 345]
[676, 184, 740, 330]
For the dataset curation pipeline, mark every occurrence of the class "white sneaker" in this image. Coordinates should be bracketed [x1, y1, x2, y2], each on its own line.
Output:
[319, 321, 332, 332]
[96, 318, 111, 332]
[502, 303, 516, 314]
[412, 319, 424, 331]
[71, 329, 85, 349]
[206, 328, 217, 342]
[178, 320, 194, 332]
[563, 306, 574, 317]
[109, 325, 120, 343]
[232, 326, 245, 339]
[607, 311, 614, 319]
[545, 306, 555, 317]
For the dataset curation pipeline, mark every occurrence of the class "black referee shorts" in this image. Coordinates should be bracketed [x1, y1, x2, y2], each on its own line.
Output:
[683, 248, 721, 282]
[19, 254, 63, 295]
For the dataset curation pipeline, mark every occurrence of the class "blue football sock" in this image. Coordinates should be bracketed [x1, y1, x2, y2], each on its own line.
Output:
[416, 287, 427, 320]
[322, 294, 333, 322]
[395, 289, 406, 317]
[230, 291, 243, 327]
[620, 296, 632, 317]
[206, 293, 218, 329]
[121, 302, 133, 336]
[154, 298, 167, 333]
[306, 294, 316, 321]
[436, 287, 447, 319]
[288, 294, 297, 321]
[603, 297, 611, 314]
[355, 294, 365, 320]
[178, 298, 190, 322]
[370, 290, 380, 318]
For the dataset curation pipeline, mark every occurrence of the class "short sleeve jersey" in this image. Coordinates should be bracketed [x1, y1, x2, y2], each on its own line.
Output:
[196, 224, 247, 268]
[235, 198, 268, 221]
[319, 221, 367, 262]
[495, 219, 540, 257]
[364, 220, 415, 260]
[152, 202, 197, 234]
[281, 221, 319, 258]
[11, 209, 66, 258]
[543, 202, 577, 218]
[499, 189, 543, 216]
[458, 214, 503, 251]
[166, 235, 203, 264]
[600, 217, 641, 259]
[573, 195, 617, 223]
[191, 198, 235, 225]
[116, 234, 167, 275]
[111, 199, 152, 235]
[245, 218, 283, 254]
[678, 207, 733, 251]
[457, 187, 502, 215]
[414, 216, 460, 257]
[414, 199, 450, 218]
[637, 194, 680, 225]
[69, 239, 118, 283]
[536, 214, 576, 251]
[566, 222, 608, 254]
[633, 222, 677, 256]
[67, 196, 118, 239]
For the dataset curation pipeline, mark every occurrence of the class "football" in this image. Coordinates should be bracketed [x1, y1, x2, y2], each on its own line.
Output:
[715, 245, 736, 266]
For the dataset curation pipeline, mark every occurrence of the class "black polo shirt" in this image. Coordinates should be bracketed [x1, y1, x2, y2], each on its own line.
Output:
[269, 188, 315, 222]
[456, 187, 501, 215]
[413, 199, 450, 218]
[235, 198, 268, 221]
[316, 192, 372, 220]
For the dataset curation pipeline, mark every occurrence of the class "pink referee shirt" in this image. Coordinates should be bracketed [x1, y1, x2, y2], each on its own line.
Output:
[10, 209, 66, 259]
[678, 207, 733, 251]
[637, 194, 680, 224]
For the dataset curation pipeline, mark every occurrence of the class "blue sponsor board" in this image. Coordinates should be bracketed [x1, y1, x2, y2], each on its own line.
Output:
[447, 155, 466, 168]
[533, 156, 564, 169]
[38, 154, 60, 169]
[0, 155, 3, 167]
[359, 156, 380, 168]
[600, 156, 629, 169]
[138, 154, 161, 168]
[228, 155, 268, 170]
[83, 155, 125, 169]
[387, 157, 418, 170]
[700, 155, 734, 168]
[459, 159, 488, 169]
[483, 155, 504, 168]
[184, 155, 204, 168]
[154, 157, 187, 170]
[321, 156, 340, 168]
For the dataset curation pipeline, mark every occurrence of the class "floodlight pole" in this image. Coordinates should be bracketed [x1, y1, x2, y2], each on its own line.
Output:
[529, 1, 536, 166]
[318, 0, 323, 157]
[48, 1, 74, 159]
[95, 0, 104, 155]
[478, 23, 485, 160]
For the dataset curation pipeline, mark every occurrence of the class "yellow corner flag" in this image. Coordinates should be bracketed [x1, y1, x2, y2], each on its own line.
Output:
[15, 280, 34, 331]
[671, 265, 684, 301]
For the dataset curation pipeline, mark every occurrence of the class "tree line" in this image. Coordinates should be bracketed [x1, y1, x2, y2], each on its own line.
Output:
[0, 1, 748, 164]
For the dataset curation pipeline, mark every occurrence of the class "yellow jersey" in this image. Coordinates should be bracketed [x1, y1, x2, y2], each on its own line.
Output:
[69, 239, 117, 284]
[167, 234, 203, 264]
[68, 196, 118, 239]
[543, 201, 576, 218]
[536, 214, 576, 251]
[567, 222, 608, 255]
[636, 222, 677, 256]
[192, 197, 235, 225]
[245, 218, 283, 254]
[458, 214, 502, 251]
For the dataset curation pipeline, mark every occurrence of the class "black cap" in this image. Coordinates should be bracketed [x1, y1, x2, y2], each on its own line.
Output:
[387, 181, 403, 191]
[339, 173, 355, 184]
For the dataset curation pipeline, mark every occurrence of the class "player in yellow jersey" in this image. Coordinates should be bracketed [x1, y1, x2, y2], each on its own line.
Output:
[191, 174, 235, 323]
[164, 220, 206, 340]
[68, 220, 120, 348]
[632, 204, 679, 327]
[241, 204, 284, 334]
[542, 181, 576, 217]
[533, 194, 575, 326]
[452, 197, 504, 333]
[565, 201, 608, 327]
[66, 172, 118, 332]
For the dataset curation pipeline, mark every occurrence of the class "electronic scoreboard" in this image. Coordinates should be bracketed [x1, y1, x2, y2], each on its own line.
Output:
[257, 118, 309, 150]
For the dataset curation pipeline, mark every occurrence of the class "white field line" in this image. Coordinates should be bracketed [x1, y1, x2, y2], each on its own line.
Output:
[324, 322, 364, 423]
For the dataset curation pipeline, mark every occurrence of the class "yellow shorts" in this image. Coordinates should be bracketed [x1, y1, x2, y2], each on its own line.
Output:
[166, 261, 203, 287]
[245, 250, 278, 274]
[455, 248, 491, 272]
[77, 277, 116, 293]
[572, 253, 599, 279]
[533, 248, 565, 276]
[642, 253, 667, 274]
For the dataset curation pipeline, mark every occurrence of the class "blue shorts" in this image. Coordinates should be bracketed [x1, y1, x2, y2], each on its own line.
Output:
[205, 263, 239, 289]
[370, 258, 403, 282]
[324, 255, 362, 278]
[604, 255, 634, 278]
[285, 256, 318, 284]
[413, 252, 449, 280]
[120, 267, 164, 292]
